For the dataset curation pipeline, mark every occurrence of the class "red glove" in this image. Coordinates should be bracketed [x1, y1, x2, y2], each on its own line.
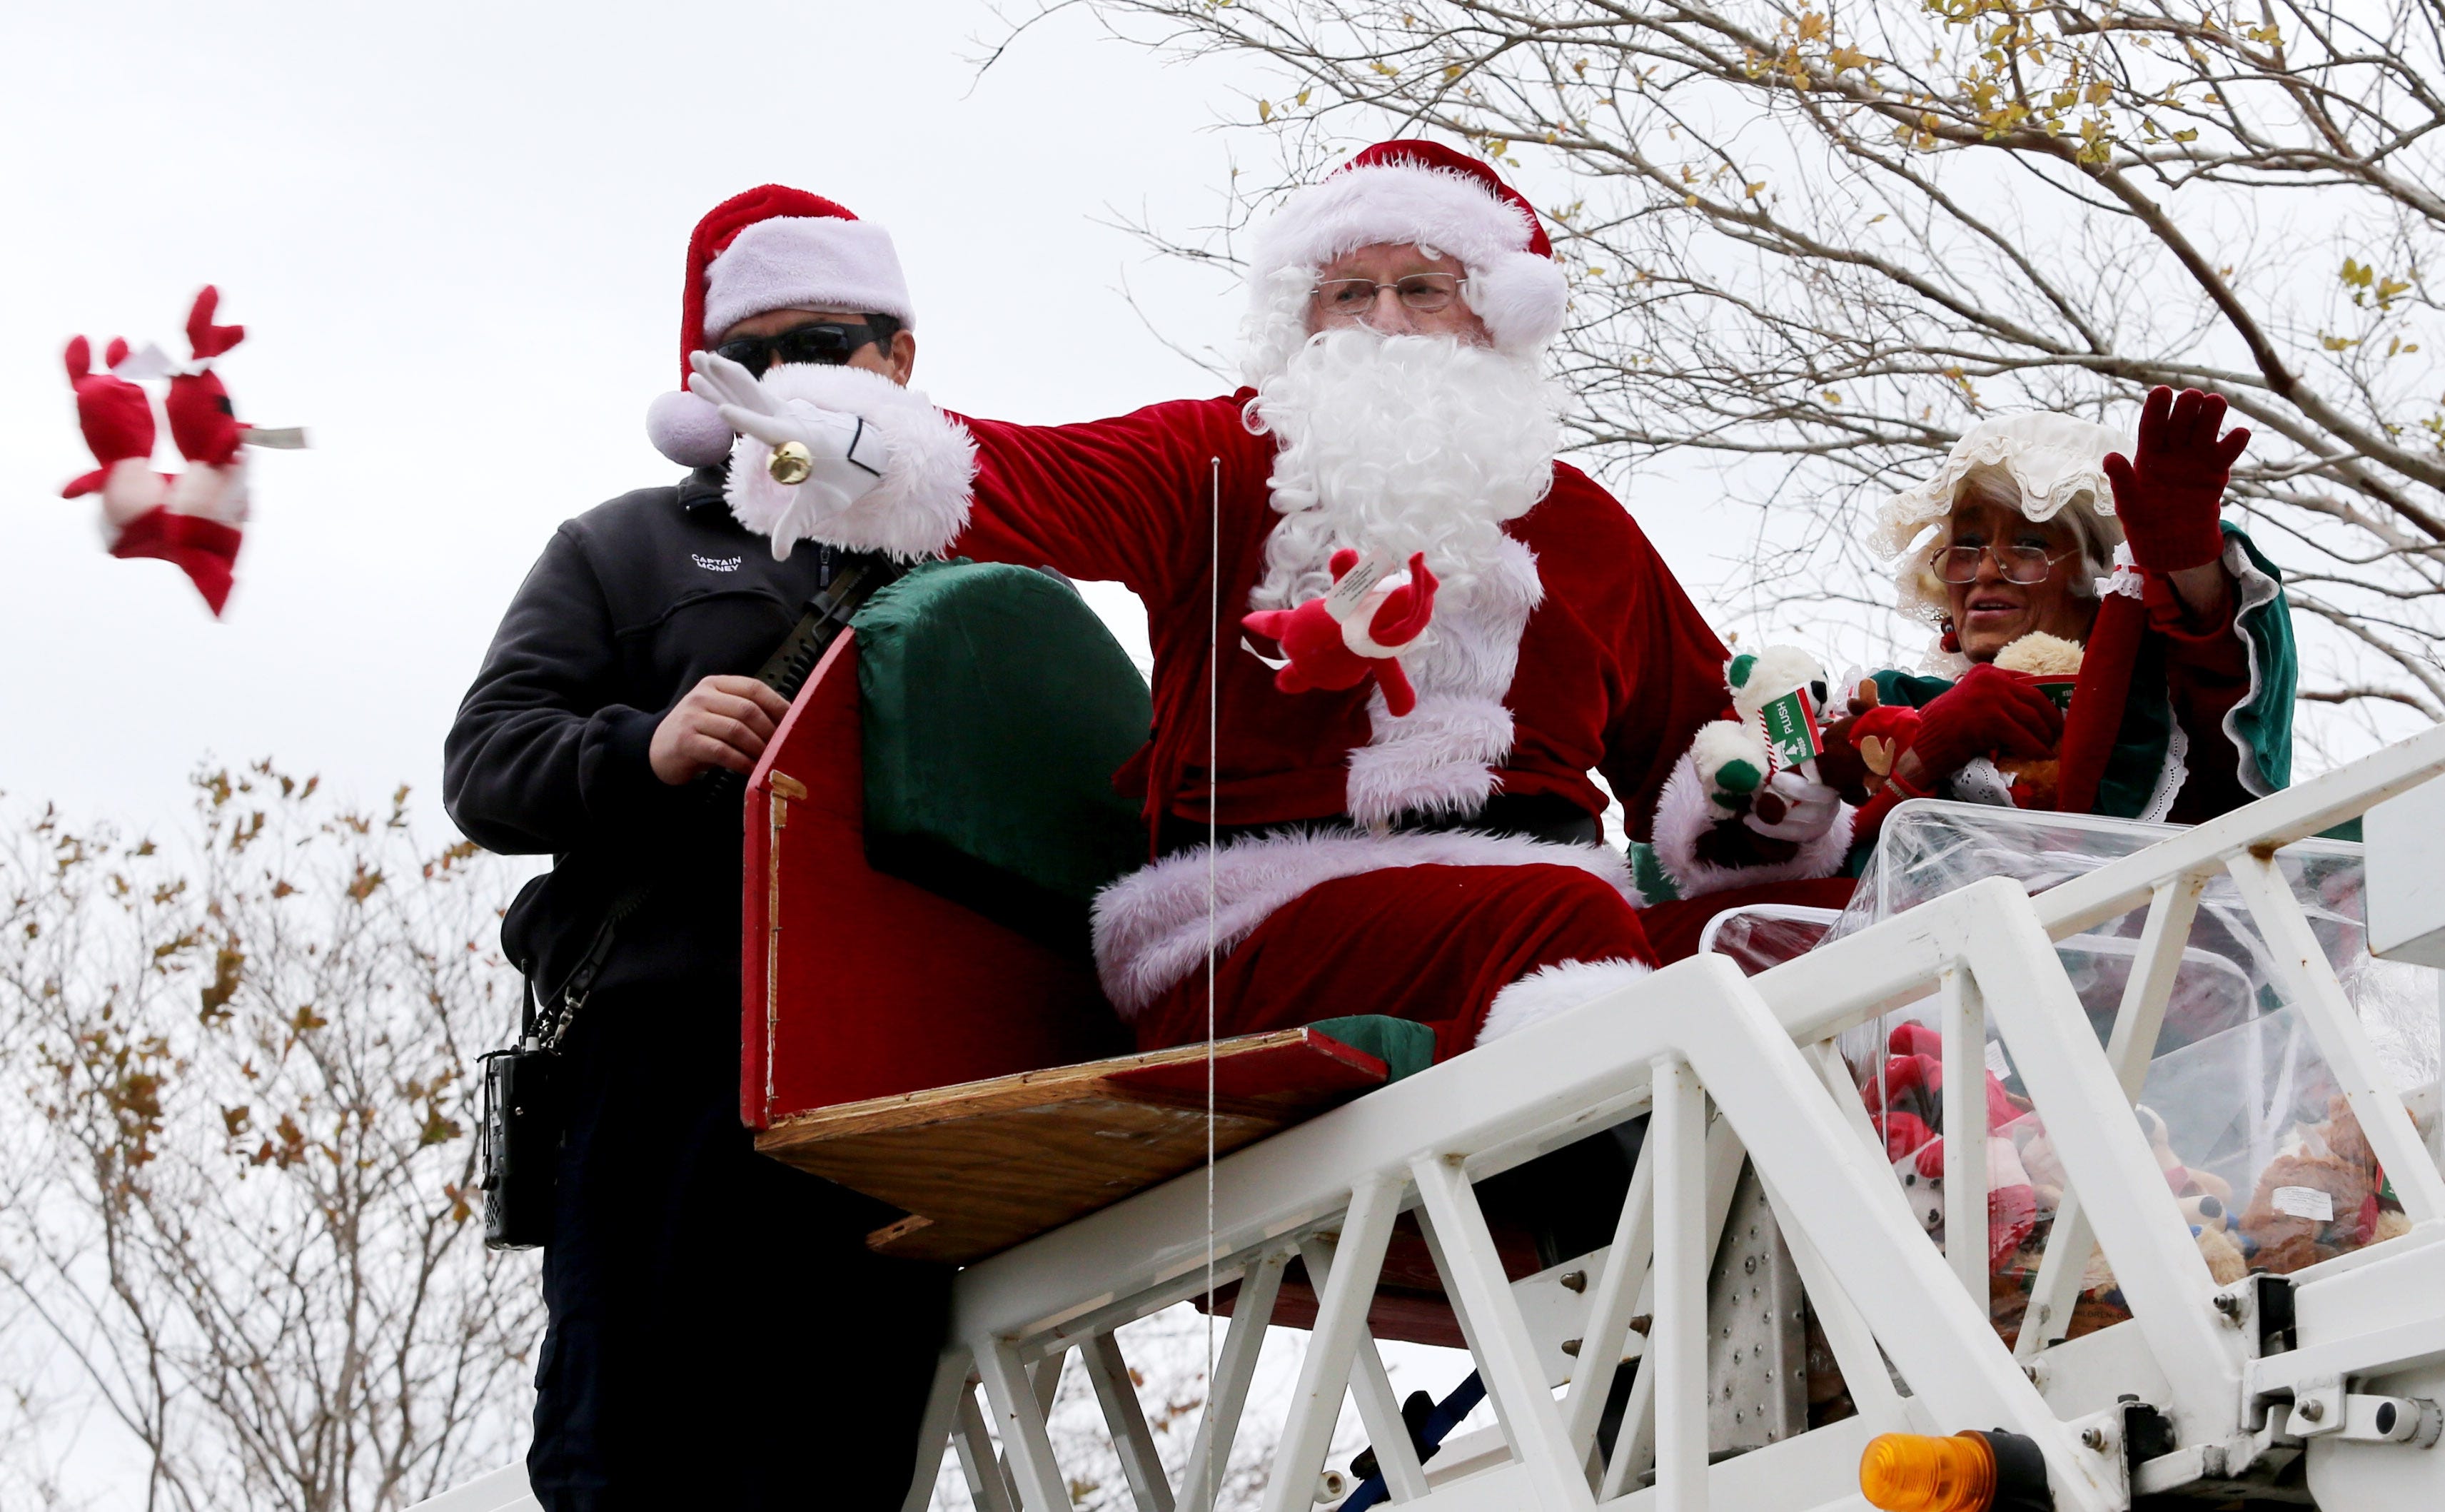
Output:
[61, 336, 156, 498]
[1897, 664, 2062, 792]
[2102, 386, 2249, 573]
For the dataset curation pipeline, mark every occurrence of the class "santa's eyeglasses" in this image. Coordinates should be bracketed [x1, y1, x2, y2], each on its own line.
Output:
[711, 321, 888, 375]
[1931, 541, 2081, 585]
[1311, 273, 1468, 316]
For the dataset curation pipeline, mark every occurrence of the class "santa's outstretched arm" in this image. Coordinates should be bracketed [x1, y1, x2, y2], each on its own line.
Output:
[690, 350, 1254, 600]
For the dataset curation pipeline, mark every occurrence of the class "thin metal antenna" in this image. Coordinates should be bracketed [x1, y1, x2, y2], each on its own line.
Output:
[1204, 453, 1222, 1512]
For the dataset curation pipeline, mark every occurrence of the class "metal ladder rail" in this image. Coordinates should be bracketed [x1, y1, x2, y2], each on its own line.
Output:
[922, 730, 2445, 1511]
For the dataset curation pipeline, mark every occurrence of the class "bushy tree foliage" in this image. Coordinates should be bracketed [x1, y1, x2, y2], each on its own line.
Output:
[1074, 0, 2445, 752]
[0, 764, 537, 1511]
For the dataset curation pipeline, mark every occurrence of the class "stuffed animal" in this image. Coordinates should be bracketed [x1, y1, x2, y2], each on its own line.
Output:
[2237, 1094, 2404, 1274]
[1684, 646, 1837, 867]
[1241, 550, 1438, 716]
[1638, 644, 1856, 899]
[58, 287, 293, 617]
[2195, 1224, 2248, 1285]
[1859, 1023, 2037, 1272]
[1988, 632, 2084, 809]
[1817, 680, 1917, 805]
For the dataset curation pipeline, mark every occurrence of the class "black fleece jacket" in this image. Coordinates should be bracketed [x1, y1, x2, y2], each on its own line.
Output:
[444, 468, 836, 1008]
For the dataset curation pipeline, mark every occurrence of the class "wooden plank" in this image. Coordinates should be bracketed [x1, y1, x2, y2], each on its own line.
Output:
[755, 1028, 1391, 1264]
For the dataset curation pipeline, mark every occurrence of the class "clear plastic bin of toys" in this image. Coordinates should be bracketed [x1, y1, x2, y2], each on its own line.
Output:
[1715, 800, 2442, 1344]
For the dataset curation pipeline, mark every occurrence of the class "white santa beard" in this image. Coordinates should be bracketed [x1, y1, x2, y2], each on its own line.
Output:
[1246, 328, 1559, 827]
[1248, 328, 1561, 610]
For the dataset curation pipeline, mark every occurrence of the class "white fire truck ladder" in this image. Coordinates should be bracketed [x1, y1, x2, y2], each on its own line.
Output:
[415, 723, 2445, 1512]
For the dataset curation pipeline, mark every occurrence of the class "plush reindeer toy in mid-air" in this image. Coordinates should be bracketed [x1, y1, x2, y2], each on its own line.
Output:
[59, 287, 300, 616]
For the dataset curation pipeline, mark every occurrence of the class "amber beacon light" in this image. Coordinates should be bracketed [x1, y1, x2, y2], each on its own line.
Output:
[1860, 1428, 2052, 1512]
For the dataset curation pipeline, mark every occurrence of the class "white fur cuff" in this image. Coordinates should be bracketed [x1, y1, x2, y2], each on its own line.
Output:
[1091, 826, 1635, 1017]
[1477, 957, 1653, 1045]
[1646, 752, 1856, 901]
[725, 365, 977, 561]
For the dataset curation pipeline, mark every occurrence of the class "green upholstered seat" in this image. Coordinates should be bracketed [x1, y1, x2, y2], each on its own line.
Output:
[855, 560, 1152, 957]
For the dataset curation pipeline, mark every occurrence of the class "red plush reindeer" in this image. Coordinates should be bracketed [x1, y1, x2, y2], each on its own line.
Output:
[60, 287, 284, 616]
[1241, 549, 1440, 717]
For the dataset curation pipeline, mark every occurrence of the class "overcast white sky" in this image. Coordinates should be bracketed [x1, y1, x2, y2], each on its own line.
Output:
[0, 0, 1740, 840]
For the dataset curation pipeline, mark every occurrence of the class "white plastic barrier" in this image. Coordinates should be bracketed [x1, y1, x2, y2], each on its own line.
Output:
[919, 725, 2445, 1511]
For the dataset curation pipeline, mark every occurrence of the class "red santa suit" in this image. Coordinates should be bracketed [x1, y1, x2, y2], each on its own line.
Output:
[682, 143, 1814, 1058]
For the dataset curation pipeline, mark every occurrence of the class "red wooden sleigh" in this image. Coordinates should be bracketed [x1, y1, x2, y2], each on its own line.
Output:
[737, 571, 1403, 1266]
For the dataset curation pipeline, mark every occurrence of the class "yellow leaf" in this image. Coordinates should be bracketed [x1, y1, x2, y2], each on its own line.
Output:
[1371, 61, 1397, 76]
[1823, 390, 1843, 404]
[1746, 181, 1766, 198]
[1257, 99, 1272, 122]
[1798, 11, 1829, 41]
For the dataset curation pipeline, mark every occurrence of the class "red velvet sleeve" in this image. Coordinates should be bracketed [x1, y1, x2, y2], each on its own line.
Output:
[949, 393, 1264, 605]
[1595, 509, 1730, 840]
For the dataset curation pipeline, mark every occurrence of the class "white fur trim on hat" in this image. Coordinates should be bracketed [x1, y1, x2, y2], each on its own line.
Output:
[647, 388, 736, 468]
[1091, 825, 1635, 1017]
[1477, 957, 1653, 1045]
[1249, 163, 1568, 356]
[722, 364, 975, 560]
[705, 217, 916, 336]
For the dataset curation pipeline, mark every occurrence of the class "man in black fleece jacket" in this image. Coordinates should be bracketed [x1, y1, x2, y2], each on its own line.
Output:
[443, 186, 947, 1511]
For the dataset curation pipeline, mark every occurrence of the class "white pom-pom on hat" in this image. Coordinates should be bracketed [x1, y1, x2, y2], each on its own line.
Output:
[646, 389, 736, 470]
[1463, 249, 1569, 353]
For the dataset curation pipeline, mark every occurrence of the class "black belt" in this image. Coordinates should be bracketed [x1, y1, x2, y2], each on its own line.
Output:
[1156, 791, 1603, 858]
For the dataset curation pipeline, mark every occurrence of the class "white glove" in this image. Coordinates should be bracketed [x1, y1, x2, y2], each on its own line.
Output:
[1743, 767, 1842, 842]
[687, 350, 891, 505]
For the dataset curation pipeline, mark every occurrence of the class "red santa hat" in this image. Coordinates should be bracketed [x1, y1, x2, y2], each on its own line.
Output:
[1246, 141, 1568, 366]
[645, 185, 917, 468]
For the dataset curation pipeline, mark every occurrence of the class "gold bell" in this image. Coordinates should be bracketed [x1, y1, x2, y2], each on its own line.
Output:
[767, 440, 814, 485]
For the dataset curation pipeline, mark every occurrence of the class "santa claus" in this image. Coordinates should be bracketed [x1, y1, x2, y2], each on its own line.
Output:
[681, 142, 1850, 1059]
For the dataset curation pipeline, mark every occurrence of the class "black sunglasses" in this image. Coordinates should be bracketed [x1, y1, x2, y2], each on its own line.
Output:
[712, 321, 887, 375]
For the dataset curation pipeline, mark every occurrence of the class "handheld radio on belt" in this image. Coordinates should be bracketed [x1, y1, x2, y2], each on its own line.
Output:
[480, 550, 902, 1251]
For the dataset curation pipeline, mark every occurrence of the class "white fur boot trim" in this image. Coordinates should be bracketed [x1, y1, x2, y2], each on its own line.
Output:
[1092, 825, 1634, 1017]
[1648, 753, 1856, 900]
[725, 365, 977, 560]
[1477, 957, 1653, 1045]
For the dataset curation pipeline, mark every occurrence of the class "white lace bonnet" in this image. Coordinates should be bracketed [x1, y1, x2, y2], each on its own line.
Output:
[1877, 411, 2129, 627]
